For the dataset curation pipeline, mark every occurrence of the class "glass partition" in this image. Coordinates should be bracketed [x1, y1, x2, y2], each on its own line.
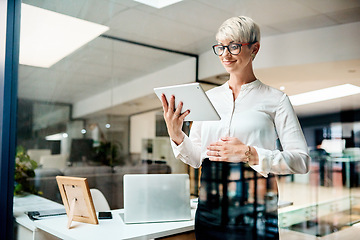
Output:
[14, 0, 194, 221]
[277, 120, 360, 237]
[12, 1, 360, 240]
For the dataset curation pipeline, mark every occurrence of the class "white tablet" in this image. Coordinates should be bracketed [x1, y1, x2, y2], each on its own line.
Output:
[154, 83, 220, 121]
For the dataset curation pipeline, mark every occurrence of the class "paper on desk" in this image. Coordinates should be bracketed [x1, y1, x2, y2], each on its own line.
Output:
[26, 209, 66, 221]
[13, 194, 64, 217]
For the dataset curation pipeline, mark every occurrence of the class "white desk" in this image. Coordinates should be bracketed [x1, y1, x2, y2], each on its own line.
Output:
[14, 194, 195, 240]
[13, 194, 65, 240]
[35, 209, 195, 240]
[328, 156, 360, 188]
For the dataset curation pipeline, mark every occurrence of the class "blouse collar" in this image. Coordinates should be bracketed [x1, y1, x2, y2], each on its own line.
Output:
[223, 79, 261, 91]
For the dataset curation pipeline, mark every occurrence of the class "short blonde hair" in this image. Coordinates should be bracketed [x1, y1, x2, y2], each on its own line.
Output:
[216, 16, 260, 43]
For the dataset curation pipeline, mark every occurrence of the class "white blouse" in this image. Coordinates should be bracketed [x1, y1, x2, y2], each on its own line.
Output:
[171, 80, 310, 178]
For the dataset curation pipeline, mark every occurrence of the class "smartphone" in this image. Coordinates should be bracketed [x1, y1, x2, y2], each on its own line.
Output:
[98, 211, 112, 219]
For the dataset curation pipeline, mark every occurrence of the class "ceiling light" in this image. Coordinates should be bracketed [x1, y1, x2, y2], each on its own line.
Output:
[289, 84, 360, 106]
[280, 86, 285, 91]
[20, 3, 109, 68]
[133, 0, 183, 8]
[45, 133, 68, 140]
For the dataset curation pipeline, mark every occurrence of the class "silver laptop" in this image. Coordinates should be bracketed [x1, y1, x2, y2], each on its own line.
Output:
[123, 174, 191, 223]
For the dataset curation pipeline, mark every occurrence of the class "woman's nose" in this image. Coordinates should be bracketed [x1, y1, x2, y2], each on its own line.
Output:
[222, 47, 231, 56]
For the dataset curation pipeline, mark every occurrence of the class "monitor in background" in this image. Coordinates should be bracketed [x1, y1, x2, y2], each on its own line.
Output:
[69, 139, 94, 164]
[321, 139, 346, 157]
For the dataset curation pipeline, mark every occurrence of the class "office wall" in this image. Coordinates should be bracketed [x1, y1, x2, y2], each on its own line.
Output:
[73, 57, 196, 118]
[199, 22, 360, 80]
[130, 110, 156, 154]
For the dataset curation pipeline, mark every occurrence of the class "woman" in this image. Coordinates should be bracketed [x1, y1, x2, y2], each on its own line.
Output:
[161, 16, 310, 240]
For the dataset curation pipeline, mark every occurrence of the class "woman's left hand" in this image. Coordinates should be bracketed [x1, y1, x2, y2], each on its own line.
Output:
[206, 137, 256, 163]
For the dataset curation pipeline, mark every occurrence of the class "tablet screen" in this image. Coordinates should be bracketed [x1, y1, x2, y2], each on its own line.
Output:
[154, 83, 220, 121]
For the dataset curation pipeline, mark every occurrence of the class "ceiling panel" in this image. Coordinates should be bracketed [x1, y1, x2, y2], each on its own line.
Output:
[68, 47, 114, 67]
[77, 0, 129, 24]
[298, 0, 360, 14]
[52, 61, 113, 79]
[106, 8, 212, 48]
[325, 7, 360, 24]
[246, 0, 319, 25]
[107, 0, 141, 8]
[195, 0, 261, 17]
[109, 40, 191, 61]
[181, 36, 215, 55]
[23, 0, 87, 19]
[259, 25, 284, 37]
[271, 14, 337, 33]
[145, 1, 231, 32]
[85, 37, 116, 52]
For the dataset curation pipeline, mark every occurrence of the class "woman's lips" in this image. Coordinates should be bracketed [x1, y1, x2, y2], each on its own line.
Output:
[222, 60, 236, 65]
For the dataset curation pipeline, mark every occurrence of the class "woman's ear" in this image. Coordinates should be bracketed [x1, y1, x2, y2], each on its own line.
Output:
[252, 42, 260, 55]
[251, 42, 260, 60]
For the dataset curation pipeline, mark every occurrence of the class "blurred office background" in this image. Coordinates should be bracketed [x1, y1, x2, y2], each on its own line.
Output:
[9, 0, 360, 239]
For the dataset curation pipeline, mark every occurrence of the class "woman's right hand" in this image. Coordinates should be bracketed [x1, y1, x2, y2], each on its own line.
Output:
[161, 94, 190, 145]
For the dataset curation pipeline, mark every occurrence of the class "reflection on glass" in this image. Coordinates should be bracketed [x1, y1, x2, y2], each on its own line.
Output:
[12, 1, 360, 240]
[278, 125, 360, 237]
[198, 159, 279, 239]
[15, 1, 193, 224]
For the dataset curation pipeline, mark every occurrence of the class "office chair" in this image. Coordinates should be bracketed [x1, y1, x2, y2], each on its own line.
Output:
[90, 188, 110, 212]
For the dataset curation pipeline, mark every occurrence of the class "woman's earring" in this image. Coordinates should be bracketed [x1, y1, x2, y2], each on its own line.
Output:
[251, 54, 255, 60]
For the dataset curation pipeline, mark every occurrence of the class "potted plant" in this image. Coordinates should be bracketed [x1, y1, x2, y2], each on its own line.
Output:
[14, 146, 38, 196]
[94, 141, 122, 166]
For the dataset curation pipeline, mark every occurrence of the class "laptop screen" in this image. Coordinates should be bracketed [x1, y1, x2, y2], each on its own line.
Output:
[123, 174, 191, 223]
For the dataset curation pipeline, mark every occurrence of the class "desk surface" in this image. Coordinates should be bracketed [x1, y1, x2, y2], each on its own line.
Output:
[13, 194, 64, 232]
[14, 194, 195, 240]
[34, 200, 289, 240]
[35, 209, 195, 240]
[328, 156, 360, 162]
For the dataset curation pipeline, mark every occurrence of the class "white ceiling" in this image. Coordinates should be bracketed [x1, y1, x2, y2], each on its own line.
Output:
[19, 0, 360, 118]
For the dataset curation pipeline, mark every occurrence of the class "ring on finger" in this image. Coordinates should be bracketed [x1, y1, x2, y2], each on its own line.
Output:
[217, 152, 220, 156]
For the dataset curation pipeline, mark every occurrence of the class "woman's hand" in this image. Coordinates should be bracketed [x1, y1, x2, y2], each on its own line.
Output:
[206, 137, 258, 164]
[161, 94, 190, 145]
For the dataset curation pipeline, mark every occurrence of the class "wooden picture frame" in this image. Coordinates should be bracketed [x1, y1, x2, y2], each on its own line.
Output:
[56, 176, 98, 228]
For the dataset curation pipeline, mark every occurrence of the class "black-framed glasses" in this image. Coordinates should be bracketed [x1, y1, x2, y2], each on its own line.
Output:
[212, 42, 251, 56]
